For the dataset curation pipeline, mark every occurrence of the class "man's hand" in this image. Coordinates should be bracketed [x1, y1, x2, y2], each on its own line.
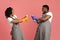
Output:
[37, 20, 41, 24]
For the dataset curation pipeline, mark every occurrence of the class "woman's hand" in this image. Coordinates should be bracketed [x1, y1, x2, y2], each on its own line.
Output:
[21, 15, 28, 22]
[10, 31, 12, 35]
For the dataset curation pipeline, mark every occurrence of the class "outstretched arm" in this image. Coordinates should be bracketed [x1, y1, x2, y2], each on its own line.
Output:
[11, 19, 23, 24]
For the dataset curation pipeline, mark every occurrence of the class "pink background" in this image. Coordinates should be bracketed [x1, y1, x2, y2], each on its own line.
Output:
[0, 0, 60, 40]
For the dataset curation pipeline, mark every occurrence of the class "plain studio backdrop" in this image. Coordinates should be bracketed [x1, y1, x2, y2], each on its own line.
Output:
[0, 0, 60, 40]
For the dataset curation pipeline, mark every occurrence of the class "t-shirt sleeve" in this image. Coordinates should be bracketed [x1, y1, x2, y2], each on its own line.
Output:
[12, 15, 17, 19]
[7, 17, 13, 23]
[14, 15, 17, 18]
[46, 12, 52, 17]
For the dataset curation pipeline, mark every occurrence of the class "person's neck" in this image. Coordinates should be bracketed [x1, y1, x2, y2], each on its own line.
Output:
[10, 15, 14, 18]
[43, 11, 49, 14]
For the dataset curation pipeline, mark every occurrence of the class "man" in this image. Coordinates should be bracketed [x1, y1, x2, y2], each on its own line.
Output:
[34, 5, 53, 40]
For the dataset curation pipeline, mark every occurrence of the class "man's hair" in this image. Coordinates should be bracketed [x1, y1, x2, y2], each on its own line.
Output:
[43, 5, 49, 11]
[5, 7, 13, 18]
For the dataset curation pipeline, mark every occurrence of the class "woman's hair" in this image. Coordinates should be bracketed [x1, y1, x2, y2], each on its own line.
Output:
[43, 5, 49, 11]
[5, 7, 13, 18]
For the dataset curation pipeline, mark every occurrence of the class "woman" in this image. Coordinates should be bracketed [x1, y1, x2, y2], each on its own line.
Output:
[34, 5, 53, 40]
[5, 7, 24, 40]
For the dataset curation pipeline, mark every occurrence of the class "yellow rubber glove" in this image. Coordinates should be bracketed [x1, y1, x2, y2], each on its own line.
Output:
[21, 15, 28, 22]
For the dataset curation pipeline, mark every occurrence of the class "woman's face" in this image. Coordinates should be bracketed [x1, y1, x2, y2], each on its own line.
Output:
[10, 10, 14, 17]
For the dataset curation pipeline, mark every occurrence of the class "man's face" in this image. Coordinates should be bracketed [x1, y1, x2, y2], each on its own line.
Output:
[42, 7, 48, 13]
